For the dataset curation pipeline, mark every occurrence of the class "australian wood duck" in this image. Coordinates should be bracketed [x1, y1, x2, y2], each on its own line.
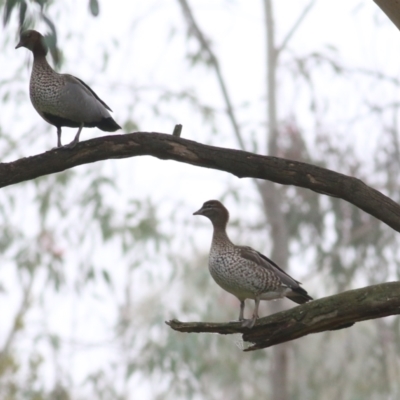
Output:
[16, 30, 121, 148]
[194, 200, 313, 328]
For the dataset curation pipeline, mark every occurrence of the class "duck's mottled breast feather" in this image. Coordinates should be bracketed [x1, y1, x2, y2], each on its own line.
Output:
[29, 63, 66, 114]
[208, 243, 282, 298]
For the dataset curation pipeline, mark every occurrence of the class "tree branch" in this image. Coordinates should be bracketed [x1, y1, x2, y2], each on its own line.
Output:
[1, 132, 400, 231]
[0, 132, 400, 228]
[166, 282, 400, 351]
[374, 0, 400, 31]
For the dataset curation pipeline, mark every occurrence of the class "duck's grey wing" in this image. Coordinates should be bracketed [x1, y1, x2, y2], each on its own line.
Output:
[239, 246, 313, 303]
[239, 246, 300, 286]
[64, 74, 113, 112]
[240, 246, 313, 303]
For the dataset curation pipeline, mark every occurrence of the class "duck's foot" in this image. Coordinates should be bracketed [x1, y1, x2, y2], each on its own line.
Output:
[241, 317, 257, 329]
[50, 143, 63, 151]
[62, 138, 79, 149]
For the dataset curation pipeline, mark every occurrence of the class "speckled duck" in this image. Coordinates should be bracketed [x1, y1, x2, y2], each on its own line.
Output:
[16, 30, 121, 148]
[194, 200, 313, 328]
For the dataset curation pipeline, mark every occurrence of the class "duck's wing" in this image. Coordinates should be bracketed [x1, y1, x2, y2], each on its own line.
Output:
[240, 246, 313, 303]
[239, 245, 301, 287]
[64, 74, 113, 112]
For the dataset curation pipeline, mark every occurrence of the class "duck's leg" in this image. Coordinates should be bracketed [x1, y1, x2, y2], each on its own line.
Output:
[229, 300, 246, 323]
[242, 297, 260, 329]
[57, 127, 62, 147]
[239, 300, 245, 321]
[65, 123, 83, 149]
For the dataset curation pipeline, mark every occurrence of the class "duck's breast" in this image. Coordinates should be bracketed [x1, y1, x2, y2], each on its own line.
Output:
[30, 66, 65, 118]
[209, 247, 270, 300]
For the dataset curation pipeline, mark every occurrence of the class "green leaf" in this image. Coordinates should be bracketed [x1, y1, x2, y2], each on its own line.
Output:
[3, 0, 16, 26]
[18, 0, 27, 28]
[102, 269, 113, 288]
[89, 0, 99, 17]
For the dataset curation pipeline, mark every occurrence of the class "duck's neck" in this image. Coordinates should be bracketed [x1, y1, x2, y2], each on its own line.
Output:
[31, 40, 52, 66]
[211, 222, 232, 244]
[31, 53, 54, 76]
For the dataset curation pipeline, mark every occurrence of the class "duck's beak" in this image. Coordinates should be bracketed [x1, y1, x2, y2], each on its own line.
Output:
[193, 207, 204, 216]
[15, 40, 23, 49]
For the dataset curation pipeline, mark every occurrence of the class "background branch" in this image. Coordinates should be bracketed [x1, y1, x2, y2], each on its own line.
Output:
[0, 272, 34, 362]
[1, 132, 400, 232]
[166, 282, 400, 351]
[276, 0, 316, 54]
[177, 0, 247, 151]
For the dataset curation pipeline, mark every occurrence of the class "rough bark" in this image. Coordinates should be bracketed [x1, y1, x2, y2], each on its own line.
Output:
[166, 281, 400, 351]
[2, 131, 400, 232]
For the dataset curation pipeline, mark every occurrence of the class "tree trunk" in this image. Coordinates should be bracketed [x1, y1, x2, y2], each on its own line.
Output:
[263, 1, 289, 399]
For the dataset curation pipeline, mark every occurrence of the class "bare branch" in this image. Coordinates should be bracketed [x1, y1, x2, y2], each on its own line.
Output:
[172, 124, 183, 137]
[166, 282, 400, 351]
[277, 0, 316, 54]
[1, 132, 400, 233]
[177, 0, 268, 198]
[177, 0, 247, 151]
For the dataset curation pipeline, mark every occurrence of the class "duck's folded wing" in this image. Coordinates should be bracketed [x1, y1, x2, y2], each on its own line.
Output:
[239, 246, 313, 303]
[239, 246, 301, 287]
[64, 74, 113, 111]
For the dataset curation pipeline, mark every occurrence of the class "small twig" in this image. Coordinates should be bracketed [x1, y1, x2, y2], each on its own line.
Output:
[172, 124, 183, 137]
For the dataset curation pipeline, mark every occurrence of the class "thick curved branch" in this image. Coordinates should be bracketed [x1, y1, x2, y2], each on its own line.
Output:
[1, 132, 400, 231]
[374, 0, 400, 31]
[166, 282, 400, 351]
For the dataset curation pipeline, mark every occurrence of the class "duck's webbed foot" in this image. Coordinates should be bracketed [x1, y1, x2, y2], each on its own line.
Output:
[241, 316, 257, 329]
[63, 138, 79, 149]
[63, 124, 83, 149]
[240, 297, 260, 328]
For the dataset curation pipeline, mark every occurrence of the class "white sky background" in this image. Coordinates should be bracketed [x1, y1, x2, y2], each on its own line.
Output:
[1, 0, 400, 397]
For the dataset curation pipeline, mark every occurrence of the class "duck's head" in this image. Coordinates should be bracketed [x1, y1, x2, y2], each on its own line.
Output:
[193, 200, 229, 227]
[16, 30, 47, 55]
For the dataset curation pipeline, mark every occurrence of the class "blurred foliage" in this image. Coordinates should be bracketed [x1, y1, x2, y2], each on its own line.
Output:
[1, 0, 400, 399]
[2, 0, 99, 28]
[2, 0, 99, 67]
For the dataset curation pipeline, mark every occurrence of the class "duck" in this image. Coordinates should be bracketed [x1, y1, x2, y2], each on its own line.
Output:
[193, 200, 313, 328]
[16, 30, 121, 148]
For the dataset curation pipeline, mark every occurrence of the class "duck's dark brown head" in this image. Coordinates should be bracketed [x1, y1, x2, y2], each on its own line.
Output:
[16, 30, 48, 56]
[193, 200, 230, 228]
